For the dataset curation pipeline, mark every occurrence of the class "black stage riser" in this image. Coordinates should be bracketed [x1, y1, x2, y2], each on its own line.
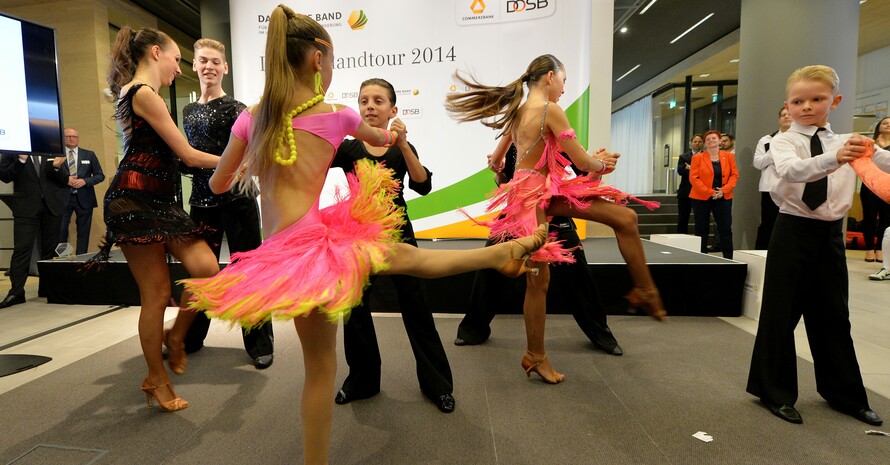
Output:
[39, 239, 745, 317]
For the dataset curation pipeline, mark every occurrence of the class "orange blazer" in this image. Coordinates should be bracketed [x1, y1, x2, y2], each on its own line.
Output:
[689, 150, 739, 200]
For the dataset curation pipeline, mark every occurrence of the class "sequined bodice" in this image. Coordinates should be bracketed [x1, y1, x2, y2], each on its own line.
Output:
[181, 95, 246, 207]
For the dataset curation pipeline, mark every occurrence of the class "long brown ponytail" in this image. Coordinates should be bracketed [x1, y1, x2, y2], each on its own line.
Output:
[238, 4, 332, 195]
[107, 26, 172, 95]
[446, 54, 564, 136]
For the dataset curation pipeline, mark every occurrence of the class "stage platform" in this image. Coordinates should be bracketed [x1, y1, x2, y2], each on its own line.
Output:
[38, 238, 745, 317]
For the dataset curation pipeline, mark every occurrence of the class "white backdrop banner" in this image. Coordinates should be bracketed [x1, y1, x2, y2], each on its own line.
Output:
[230, 0, 592, 237]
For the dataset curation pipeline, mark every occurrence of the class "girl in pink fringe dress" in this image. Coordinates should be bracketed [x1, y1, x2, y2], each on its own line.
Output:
[179, 7, 546, 465]
[448, 54, 667, 384]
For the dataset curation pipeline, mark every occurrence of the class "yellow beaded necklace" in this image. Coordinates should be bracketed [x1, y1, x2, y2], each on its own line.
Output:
[274, 93, 325, 166]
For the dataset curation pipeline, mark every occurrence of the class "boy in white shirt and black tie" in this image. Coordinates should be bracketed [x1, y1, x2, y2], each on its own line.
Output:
[747, 65, 889, 426]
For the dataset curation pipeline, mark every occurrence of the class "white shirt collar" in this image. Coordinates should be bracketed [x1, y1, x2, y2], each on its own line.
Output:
[790, 121, 833, 137]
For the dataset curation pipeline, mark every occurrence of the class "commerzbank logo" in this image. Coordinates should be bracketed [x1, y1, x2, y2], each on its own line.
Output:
[348, 10, 368, 30]
[456, 0, 554, 25]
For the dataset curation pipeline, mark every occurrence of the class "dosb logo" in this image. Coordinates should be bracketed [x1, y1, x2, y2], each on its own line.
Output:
[341, 91, 359, 99]
[401, 108, 422, 119]
[506, 0, 549, 13]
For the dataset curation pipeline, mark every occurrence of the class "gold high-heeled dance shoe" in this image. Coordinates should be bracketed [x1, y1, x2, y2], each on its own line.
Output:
[498, 225, 548, 278]
[625, 287, 668, 321]
[164, 329, 187, 375]
[521, 350, 565, 384]
[140, 378, 189, 412]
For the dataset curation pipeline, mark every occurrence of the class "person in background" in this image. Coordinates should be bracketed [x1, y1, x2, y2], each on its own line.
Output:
[753, 108, 793, 250]
[868, 226, 890, 280]
[720, 133, 735, 153]
[689, 130, 738, 259]
[676, 134, 703, 234]
[861, 116, 890, 262]
[0, 150, 69, 308]
[179, 38, 274, 370]
[58, 127, 105, 255]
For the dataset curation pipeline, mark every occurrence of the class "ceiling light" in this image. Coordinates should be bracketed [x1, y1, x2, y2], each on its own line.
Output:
[639, 0, 658, 15]
[699, 73, 711, 77]
[860, 0, 868, 4]
[616, 64, 641, 82]
[620, 27, 628, 33]
[670, 13, 714, 44]
[729, 58, 740, 63]
[691, 87, 698, 90]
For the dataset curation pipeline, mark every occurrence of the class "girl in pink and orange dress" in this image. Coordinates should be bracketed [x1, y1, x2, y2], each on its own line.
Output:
[180, 6, 546, 464]
[448, 54, 666, 384]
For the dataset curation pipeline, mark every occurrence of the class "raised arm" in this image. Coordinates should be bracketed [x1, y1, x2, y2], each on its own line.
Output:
[131, 87, 219, 169]
[544, 104, 614, 174]
[389, 118, 428, 186]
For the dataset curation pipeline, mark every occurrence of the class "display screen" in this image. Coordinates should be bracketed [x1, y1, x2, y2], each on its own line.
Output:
[0, 12, 63, 157]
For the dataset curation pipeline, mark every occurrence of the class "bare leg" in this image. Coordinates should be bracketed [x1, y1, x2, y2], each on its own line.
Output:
[548, 198, 666, 320]
[164, 239, 222, 372]
[382, 224, 547, 278]
[121, 244, 183, 405]
[293, 312, 339, 465]
[521, 263, 564, 383]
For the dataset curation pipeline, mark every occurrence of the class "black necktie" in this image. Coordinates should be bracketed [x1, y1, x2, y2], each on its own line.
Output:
[801, 128, 827, 210]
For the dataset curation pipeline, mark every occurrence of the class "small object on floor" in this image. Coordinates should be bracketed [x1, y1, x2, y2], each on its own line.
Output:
[253, 354, 273, 369]
[868, 268, 889, 281]
[425, 393, 455, 413]
[0, 293, 26, 309]
[761, 398, 802, 424]
[865, 430, 890, 436]
[334, 388, 379, 405]
[692, 431, 713, 443]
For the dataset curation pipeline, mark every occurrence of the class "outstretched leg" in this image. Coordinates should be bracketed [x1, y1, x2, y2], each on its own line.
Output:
[293, 312, 339, 465]
[548, 198, 666, 320]
[381, 224, 547, 278]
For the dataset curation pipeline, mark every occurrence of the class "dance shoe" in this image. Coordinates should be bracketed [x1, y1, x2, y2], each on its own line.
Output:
[0, 294, 25, 309]
[761, 398, 802, 424]
[425, 392, 456, 413]
[253, 354, 274, 369]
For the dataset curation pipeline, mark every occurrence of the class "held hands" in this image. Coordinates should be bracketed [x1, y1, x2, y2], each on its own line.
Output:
[389, 118, 409, 149]
[837, 134, 872, 164]
[592, 148, 619, 174]
[712, 187, 723, 200]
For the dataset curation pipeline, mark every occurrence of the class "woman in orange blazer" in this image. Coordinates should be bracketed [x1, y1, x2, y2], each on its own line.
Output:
[689, 130, 739, 259]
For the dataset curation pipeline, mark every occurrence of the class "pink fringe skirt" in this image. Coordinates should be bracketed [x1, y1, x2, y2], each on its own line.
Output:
[482, 169, 660, 263]
[180, 159, 404, 328]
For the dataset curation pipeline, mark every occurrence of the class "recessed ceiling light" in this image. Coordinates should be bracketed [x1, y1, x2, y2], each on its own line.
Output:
[729, 58, 740, 63]
[699, 73, 711, 77]
[670, 13, 714, 44]
[639, 0, 658, 15]
[620, 27, 628, 33]
[860, 0, 868, 4]
[616, 64, 641, 82]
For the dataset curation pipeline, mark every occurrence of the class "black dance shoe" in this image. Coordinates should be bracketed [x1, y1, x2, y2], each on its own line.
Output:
[253, 354, 274, 369]
[425, 392, 455, 413]
[0, 294, 26, 309]
[334, 388, 379, 405]
[762, 398, 802, 424]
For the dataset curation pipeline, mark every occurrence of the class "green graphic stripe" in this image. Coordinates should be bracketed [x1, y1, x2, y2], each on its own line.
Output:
[407, 86, 590, 220]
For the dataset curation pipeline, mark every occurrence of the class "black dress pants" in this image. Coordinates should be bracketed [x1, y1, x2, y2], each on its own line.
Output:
[746, 214, 870, 412]
[183, 197, 273, 358]
[691, 197, 733, 259]
[8, 204, 61, 297]
[456, 219, 619, 349]
[754, 192, 779, 250]
[341, 232, 453, 397]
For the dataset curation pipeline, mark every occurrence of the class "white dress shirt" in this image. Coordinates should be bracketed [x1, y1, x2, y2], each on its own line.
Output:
[770, 122, 890, 221]
[753, 133, 777, 192]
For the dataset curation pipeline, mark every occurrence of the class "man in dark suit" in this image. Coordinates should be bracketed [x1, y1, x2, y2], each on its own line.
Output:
[676, 134, 703, 234]
[59, 128, 105, 255]
[0, 151, 70, 308]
